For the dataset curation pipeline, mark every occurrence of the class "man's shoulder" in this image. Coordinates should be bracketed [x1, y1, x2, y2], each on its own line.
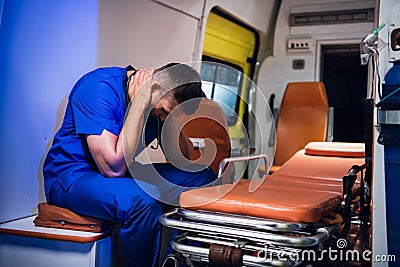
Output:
[86, 66, 127, 79]
[77, 66, 127, 89]
[70, 66, 127, 100]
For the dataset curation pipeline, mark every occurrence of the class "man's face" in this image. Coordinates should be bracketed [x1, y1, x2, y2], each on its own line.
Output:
[150, 94, 178, 121]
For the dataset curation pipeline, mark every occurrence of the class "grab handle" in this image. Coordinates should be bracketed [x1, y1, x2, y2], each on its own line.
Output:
[217, 154, 269, 183]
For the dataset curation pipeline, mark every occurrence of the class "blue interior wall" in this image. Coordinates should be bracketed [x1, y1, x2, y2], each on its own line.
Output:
[0, 0, 98, 222]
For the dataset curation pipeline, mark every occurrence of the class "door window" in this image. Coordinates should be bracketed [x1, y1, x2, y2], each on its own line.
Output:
[200, 61, 243, 126]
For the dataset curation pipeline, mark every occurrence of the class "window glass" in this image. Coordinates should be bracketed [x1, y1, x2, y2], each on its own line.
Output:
[213, 84, 239, 124]
[200, 61, 243, 126]
[200, 63, 216, 82]
[216, 66, 241, 87]
[202, 81, 213, 99]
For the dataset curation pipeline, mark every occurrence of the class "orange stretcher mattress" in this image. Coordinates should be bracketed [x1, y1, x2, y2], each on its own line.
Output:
[274, 150, 365, 182]
[180, 142, 365, 223]
[238, 174, 345, 194]
[180, 184, 341, 223]
[239, 143, 365, 194]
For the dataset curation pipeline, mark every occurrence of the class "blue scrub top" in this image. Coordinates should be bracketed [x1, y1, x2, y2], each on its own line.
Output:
[43, 66, 158, 192]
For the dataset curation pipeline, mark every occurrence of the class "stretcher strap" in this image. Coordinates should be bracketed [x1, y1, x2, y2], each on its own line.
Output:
[209, 244, 243, 267]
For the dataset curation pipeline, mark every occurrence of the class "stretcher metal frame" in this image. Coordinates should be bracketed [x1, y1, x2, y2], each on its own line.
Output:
[161, 153, 367, 267]
[161, 209, 338, 266]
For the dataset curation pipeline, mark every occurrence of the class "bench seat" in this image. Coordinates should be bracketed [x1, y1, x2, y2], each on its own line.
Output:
[0, 215, 111, 267]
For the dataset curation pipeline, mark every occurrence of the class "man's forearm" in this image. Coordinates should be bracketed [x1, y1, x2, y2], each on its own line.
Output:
[162, 116, 194, 165]
[120, 102, 148, 167]
[178, 128, 194, 160]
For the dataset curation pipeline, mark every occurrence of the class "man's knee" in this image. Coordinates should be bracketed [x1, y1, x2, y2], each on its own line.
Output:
[116, 189, 162, 223]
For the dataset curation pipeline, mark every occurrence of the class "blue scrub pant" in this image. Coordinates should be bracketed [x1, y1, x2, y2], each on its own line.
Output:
[133, 163, 217, 205]
[45, 163, 216, 267]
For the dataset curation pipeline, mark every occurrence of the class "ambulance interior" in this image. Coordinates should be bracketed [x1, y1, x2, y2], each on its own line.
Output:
[0, 0, 399, 266]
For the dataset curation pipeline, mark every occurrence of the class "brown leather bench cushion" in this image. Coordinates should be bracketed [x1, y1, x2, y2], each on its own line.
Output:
[34, 203, 111, 233]
[180, 184, 341, 223]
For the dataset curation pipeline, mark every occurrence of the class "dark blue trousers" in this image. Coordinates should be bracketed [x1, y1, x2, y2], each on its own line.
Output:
[45, 163, 216, 267]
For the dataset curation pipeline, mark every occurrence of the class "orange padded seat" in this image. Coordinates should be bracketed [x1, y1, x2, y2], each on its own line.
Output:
[177, 98, 231, 174]
[271, 82, 329, 173]
[180, 184, 341, 223]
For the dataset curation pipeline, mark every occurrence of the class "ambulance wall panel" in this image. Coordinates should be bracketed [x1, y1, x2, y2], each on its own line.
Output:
[0, 0, 98, 223]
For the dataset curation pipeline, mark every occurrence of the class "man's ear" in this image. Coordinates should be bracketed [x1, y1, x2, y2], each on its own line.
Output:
[150, 82, 162, 104]
[151, 82, 161, 92]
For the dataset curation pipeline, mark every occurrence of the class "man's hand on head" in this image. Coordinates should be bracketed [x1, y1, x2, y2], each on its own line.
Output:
[128, 69, 154, 109]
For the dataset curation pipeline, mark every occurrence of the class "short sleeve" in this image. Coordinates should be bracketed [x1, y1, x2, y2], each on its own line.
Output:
[71, 80, 121, 136]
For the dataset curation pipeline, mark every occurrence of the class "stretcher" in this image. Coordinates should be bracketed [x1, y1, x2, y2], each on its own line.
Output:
[160, 142, 368, 267]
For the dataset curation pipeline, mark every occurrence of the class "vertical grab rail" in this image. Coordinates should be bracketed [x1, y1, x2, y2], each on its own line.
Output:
[217, 154, 269, 183]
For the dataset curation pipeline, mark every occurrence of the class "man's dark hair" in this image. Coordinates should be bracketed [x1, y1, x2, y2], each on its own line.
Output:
[153, 63, 205, 114]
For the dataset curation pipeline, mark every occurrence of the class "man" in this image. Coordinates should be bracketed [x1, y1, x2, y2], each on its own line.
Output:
[43, 63, 216, 266]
